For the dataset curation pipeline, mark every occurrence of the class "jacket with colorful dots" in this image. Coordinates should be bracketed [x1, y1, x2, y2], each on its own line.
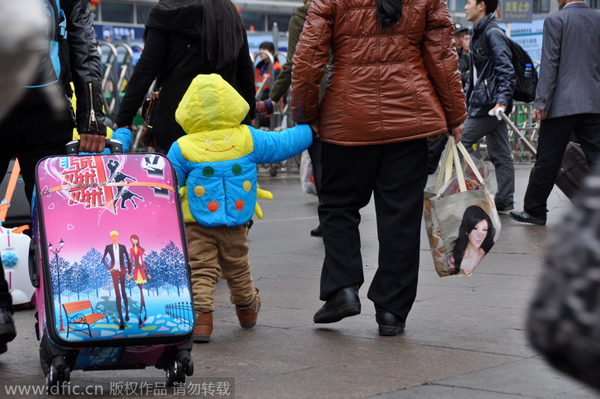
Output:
[167, 74, 312, 227]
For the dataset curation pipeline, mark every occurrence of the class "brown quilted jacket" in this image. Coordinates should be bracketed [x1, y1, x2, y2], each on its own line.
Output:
[291, 0, 467, 146]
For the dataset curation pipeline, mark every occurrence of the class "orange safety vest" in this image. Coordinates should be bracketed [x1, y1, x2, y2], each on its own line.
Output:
[255, 61, 282, 93]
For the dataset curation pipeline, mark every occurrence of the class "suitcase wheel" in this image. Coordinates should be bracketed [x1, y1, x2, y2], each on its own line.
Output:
[45, 357, 70, 395]
[184, 358, 194, 377]
[176, 349, 194, 377]
[166, 360, 186, 387]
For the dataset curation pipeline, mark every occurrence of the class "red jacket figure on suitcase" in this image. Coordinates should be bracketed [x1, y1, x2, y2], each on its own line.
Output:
[130, 234, 151, 327]
[102, 231, 132, 330]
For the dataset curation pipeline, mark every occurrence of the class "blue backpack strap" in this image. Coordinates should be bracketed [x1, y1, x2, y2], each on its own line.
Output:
[25, 0, 67, 88]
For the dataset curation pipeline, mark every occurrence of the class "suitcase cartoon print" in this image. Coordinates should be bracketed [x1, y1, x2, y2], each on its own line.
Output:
[31, 147, 194, 393]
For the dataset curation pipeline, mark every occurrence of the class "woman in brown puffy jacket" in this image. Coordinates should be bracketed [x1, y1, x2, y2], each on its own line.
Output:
[291, 0, 467, 336]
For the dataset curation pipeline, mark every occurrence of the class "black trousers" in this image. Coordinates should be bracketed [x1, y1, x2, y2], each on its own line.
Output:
[307, 137, 323, 193]
[318, 139, 428, 322]
[524, 113, 600, 219]
[427, 135, 448, 174]
[0, 102, 72, 203]
[0, 101, 72, 310]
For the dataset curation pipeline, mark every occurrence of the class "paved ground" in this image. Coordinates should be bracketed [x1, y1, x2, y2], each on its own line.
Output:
[1, 163, 599, 398]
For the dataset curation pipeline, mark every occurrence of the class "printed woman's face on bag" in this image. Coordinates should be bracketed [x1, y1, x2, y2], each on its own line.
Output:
[468, 219, 488, 249]
[449, 205, 496, 276]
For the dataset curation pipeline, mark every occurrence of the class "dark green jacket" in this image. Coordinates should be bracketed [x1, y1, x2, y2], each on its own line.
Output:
[270, 3, 326, 103]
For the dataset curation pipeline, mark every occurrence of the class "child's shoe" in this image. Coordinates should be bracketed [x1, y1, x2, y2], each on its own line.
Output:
[235, 288, 261, 329]
[193, 311, 213, 343]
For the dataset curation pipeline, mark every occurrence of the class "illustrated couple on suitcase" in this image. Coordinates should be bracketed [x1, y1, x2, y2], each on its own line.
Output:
[102, 231, 151, 329]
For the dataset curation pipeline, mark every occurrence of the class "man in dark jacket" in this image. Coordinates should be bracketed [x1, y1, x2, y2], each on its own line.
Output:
[511, 0, 600, 225]
[462, 0, 516, 213]
[0, 0, 106, 355]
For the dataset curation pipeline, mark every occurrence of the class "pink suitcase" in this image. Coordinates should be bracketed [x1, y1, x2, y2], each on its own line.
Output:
[31, 141, 194, 394]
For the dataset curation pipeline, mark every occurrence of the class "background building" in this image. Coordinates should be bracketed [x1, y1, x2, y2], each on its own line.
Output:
[92, 0, 599, 35]
[91, 0, 599, 61]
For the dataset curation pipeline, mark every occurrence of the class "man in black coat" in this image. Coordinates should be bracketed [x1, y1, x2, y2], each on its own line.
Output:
[0, 0, 106, 355]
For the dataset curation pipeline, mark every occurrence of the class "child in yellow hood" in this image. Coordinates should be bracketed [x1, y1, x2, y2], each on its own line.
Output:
[167, 74, 312, 342]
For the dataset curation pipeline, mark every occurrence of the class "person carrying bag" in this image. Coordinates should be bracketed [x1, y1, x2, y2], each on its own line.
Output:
[424, 139, 501, 277]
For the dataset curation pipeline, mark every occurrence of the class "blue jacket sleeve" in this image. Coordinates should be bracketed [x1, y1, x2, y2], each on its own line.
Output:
[166, 142, 189, 190]
[250, 124, 313, 164]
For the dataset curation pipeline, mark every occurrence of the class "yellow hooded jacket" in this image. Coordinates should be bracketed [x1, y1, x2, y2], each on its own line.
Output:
[167, 74, 312, 227]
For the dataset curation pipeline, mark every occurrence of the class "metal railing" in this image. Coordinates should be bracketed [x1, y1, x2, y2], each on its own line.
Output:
[478, 102, 540, 164]
[97, 41, 540, 168]
[165, 301, 194, 327]
[98, 41, 136, 120]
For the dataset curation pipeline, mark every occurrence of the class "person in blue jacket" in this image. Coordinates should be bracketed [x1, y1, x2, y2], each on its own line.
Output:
[167, 73, 312, 342]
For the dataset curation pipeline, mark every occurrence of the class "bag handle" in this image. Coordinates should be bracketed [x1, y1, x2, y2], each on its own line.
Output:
[450, 140, 468, 192]
[434, 140, 485, 194]
[435, 139, 453, 192]
[0, 159, 21, 224]
[456, 141, 485, 184]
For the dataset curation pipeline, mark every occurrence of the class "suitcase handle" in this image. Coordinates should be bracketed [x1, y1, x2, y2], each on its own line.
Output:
[29, 241, 39, 288]
[65, 139, 123, 155]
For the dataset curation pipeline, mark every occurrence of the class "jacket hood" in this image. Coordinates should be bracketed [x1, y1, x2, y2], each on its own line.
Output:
[145, 0, 202, 38]
[176, 74, 249, 135]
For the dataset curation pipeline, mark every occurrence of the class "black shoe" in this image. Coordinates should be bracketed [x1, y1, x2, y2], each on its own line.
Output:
[0, 308, 16, 345]
[375, 305, 405, 336]
[495, 202, 515, 215]
[510, 210, 546, 226]
[0, 343, 6, 355]
[119, 321, 125, 330]
[313, 286, 361, 324]
[310, 226, 322, 237]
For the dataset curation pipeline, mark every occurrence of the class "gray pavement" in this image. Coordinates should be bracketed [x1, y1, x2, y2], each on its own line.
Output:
[1, 163, 599, 399]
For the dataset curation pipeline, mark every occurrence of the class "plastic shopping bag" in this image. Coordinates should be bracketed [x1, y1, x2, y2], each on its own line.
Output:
[299, 150, 317, 195]
[423, 140, 501, 277]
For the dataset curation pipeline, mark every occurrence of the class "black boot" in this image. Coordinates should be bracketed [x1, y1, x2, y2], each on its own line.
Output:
[310, 226, 322, 237]
[314, 286, 361, 323]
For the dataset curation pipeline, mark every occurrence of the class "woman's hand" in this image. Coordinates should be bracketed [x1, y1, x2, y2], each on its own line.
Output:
[447, 124, 465, 144]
